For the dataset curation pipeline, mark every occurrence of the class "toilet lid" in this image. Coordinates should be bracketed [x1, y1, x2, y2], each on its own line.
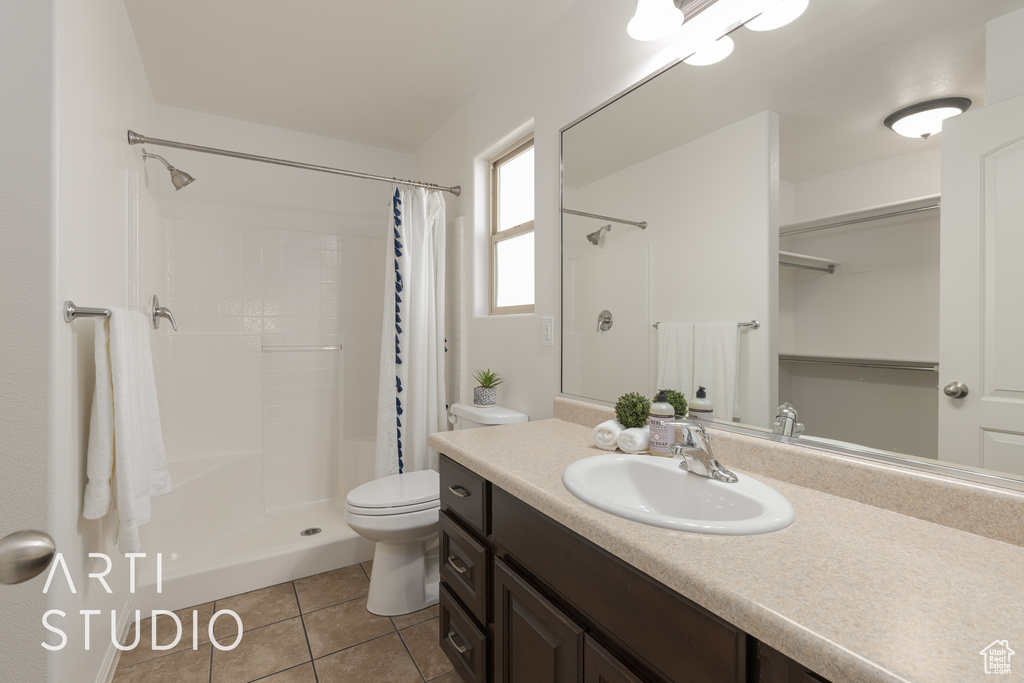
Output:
[346, 469, 439, 512]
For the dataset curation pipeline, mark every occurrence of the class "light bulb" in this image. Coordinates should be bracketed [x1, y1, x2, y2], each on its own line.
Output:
[628, 0, 685, 41]
[684, 35, 735, 66]
[745, 0, 809, 31]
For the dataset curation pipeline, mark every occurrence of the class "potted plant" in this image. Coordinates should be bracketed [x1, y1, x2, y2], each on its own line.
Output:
[472, 369, 504, 407]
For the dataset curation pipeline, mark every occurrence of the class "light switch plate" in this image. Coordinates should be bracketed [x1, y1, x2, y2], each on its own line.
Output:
[541, 317, 554, 346]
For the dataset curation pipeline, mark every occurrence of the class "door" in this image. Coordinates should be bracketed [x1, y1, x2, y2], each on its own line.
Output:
[938, 93, 1024, 476]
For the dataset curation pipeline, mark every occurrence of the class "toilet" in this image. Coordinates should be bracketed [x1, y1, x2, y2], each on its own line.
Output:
[344, 402, 528, 616]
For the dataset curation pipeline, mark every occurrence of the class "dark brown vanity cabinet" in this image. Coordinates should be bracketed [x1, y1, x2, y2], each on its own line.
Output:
[438, 454, 829, 683]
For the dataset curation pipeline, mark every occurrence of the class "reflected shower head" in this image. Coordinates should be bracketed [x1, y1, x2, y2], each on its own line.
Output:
[586, 224, 612, 245]
[142, 148, 195, 190]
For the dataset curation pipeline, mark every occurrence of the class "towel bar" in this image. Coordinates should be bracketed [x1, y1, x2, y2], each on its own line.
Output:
[652, 320, 760, 330]
[63, 301, 111, 322]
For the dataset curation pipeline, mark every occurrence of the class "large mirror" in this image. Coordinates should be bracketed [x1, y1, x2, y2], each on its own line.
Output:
[561, 0, 1024, 486]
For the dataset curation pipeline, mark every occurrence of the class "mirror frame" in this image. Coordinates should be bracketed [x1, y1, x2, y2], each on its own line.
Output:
[557, 55, 1024, 495]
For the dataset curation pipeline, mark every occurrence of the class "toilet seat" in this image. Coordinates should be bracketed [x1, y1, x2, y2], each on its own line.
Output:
[345, 469, 439, 517]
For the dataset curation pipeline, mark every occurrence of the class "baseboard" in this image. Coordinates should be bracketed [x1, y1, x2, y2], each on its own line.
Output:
[95, 601, 132, 683]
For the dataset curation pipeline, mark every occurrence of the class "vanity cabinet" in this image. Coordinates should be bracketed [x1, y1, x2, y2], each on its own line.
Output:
[438, 455, 830, 683]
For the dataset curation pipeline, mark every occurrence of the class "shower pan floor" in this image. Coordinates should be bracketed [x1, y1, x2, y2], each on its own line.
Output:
[134, 501, 374, 614]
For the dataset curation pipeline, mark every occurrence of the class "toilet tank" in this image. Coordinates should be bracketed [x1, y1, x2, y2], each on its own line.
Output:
[449, 403, 529, 430]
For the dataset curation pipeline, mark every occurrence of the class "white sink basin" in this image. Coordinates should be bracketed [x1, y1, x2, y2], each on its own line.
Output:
[562, 453, 795, 535]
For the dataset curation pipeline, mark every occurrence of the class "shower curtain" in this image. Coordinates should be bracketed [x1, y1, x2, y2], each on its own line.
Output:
[375, 186, 447, 476]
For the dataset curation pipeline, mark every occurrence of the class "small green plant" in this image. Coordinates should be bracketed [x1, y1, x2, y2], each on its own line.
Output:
[661, 389, 688, 417]
[473, 369, 504, 389]
[615, 392, 650, 429]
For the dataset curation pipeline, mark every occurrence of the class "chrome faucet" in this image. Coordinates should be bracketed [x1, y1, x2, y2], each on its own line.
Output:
[772, 403, 804, 437]
[669, 420, 738, 483]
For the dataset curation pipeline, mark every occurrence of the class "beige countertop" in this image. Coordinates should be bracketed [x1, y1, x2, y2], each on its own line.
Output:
[428, 417, 1024, 683]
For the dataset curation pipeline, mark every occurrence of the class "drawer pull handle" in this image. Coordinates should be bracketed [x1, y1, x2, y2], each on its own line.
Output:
[446, 631, 469, 655]
[446, 554, 470, 575]
[448, 485, 472, 498]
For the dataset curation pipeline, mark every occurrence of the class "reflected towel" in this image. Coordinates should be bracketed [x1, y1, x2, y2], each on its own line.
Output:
[83, 309, 172, 553]
[693, 322, 740, 422]
[617, 425, 650, 454]
[656, 323, 694, 398]
[593, 419, 624, 451]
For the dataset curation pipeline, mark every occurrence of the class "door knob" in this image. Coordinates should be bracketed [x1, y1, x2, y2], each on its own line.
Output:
[943, 381, 969, 399]
[0, 530, 56, 585]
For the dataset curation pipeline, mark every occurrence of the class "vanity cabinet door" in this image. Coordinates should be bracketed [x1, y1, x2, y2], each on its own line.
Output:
[494, 557, 584, 683]
[584, 636, 644, 683]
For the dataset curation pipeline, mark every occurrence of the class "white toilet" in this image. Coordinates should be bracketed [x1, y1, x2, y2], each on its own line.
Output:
[344, 402, 528, 616]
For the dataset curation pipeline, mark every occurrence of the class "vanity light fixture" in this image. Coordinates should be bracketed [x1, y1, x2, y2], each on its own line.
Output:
[744, 0, 809, 31]
[684, 35, 735, 65]
[883, 97, 972, 139]
[627, 0, 685, 41]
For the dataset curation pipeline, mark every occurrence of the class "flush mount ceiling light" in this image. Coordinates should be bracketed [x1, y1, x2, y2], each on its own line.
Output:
[883, 97, 972, 139]
[684, 35, 735, 65]
[628, 0, 685, 41]
[744, 0, 809, 31]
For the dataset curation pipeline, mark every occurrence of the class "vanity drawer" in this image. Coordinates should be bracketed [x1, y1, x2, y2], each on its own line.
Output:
[440, 510, 490, 623]
[440, 583, 488, 683]
[440, 454, 489, 535]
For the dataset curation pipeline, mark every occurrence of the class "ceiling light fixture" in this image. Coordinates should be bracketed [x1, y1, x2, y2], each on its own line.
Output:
[628, 0, 685, 41]
[744, 0, 809, 31]
[684, 35, 735, 65]
[883, 98, 972, 139]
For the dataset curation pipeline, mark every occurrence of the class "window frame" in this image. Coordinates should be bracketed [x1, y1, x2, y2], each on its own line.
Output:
[489, 136, 535, 315]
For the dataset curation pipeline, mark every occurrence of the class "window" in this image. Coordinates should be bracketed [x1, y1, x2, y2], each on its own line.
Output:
[490, 137, 535, 314]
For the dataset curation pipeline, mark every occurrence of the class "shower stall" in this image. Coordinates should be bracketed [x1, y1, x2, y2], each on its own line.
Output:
[128, 127, 460, 613]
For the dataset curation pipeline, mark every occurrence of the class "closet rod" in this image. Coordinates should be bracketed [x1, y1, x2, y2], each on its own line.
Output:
[562, 208, 647, 229]
[780, 261, 835, 274]
[779, 355, 937, 372]
[127, 130, 461, 196]
[780, 203, 938, 237]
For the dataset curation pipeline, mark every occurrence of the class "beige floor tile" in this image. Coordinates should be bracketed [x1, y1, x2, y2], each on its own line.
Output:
[294, 564, 369, 613]
[117, 602, 214, 668]
[302, 596, 394, 658]
[213, 581, 299, 639]
[391, 603, 439, 630]
[400, 617, 452, 680]
[210, 617, 310, 683]
[427, 672, 465, 683]
[360, 559, 373, 579]
[112, 644, 211, 683]
[257, 661, 317, 682]
[313, 633, 422, 683]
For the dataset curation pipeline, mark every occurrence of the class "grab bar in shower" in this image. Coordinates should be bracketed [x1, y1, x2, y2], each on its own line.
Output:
[261, 345, 343, 352]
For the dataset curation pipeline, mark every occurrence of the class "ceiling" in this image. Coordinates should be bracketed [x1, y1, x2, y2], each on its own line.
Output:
[124, 0, 577, 154]
[563, 0, 1024, 187]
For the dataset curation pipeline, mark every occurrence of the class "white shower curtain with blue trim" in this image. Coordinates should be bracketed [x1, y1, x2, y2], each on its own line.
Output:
[375, 186, 447, 477]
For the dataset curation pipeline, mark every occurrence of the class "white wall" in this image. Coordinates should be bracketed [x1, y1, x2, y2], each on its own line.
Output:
[414, 0, 689, 419]
[51, 0, 157, 679]
[987, 7, 1024, 105]
[563, 112, 779, 425]
[0, 1, 58, 680]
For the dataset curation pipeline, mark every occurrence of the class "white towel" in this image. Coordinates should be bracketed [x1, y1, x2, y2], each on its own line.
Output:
[617, 425, 650, 454]
[656, 323, 694, 399]
[693, 322, 740, 422]
[593, 419, 624, 451]
[83, 309, 172, 553]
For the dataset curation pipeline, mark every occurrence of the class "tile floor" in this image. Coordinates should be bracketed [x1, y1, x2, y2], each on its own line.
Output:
[113, 560, 462, 683]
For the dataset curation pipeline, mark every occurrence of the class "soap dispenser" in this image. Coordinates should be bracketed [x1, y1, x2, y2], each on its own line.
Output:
[648, 391, 675, 456]
[689, 386, 714, 422]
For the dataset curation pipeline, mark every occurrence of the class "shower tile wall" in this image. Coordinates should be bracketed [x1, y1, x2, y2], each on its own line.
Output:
[159, 218, 384, 507]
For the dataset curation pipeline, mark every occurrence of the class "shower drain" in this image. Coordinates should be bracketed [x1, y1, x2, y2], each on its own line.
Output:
[300, 527, 322, 537]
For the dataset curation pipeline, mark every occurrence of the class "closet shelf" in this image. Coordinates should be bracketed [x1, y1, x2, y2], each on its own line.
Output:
[779, 251, 838, 274]
[779, 354, 938, 372]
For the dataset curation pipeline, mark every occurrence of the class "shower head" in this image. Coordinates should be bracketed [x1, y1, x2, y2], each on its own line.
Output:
[586, 224, 612, 245]
[142, 148, 195, 190]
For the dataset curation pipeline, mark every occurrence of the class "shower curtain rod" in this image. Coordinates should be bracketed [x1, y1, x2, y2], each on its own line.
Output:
[127, 130, 461, 196]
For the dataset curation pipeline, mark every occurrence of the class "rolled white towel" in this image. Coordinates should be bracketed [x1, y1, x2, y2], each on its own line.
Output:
[593, 420, 624, 451]
[617, 425, 650, 454]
